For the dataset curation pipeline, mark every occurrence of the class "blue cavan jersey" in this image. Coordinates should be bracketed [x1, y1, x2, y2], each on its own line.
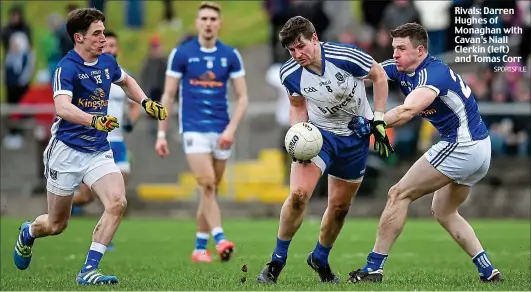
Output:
[51, 50, 125, 152]
[166, 37, 245, 134]
[281, 42, 374, 136]
[381, 55, 488, 143]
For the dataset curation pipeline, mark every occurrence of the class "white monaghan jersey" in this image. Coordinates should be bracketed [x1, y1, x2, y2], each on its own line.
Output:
[280, 42, 374, 136]
[107, 83, 130, 142]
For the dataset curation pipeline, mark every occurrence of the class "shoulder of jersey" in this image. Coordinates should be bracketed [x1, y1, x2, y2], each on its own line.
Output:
[100, 52, 118, 63]
[216, 40, 241, 56]
[322, 41, 360, 51]
[322, 41, 374, 70]
[177, 39, 195, 51]
[423, 56, 449, 74]
[279, 58, 302, 84]
[322, 41, 367, 57]
[56, 53, 75, 68]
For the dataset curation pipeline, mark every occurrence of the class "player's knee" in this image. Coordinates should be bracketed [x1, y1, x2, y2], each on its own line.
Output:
[105, 194, 127, 215]
[197, 177, 216, 195]
[329, 202, 351, 222]
[289, 189, 310, 211]
[81, 192, 95, 204]
[431, 206, 456, 223]
[387, 183, 414, 202]
[49, 220, 68, 235]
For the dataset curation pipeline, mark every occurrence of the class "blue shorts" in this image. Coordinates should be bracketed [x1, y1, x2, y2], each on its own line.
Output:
[110, 141, 130, 173]
[311, 127, 370, 182]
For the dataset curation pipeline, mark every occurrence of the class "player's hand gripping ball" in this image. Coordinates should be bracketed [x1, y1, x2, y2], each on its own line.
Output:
[284, 122, 323, 163]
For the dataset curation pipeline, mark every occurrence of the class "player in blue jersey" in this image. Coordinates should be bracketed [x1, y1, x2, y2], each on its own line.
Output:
[155, 2, 248, 263]
[347, 23, 501, 283]
[71, 31, 141, 249]
[256, 16, 392, 284]
[12, 8, 167, 285]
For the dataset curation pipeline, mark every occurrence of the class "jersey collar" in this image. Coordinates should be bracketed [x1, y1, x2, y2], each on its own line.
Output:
[195, 37, 218, 53]
[67, 50, 99, 66]
[409, 54, 432, 76]
[304, 43, 326, 77]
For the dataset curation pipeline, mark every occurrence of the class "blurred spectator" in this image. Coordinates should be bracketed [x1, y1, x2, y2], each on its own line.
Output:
[89, 0, 106, 13]
[140, 35, 167, 103]
[58, 4, 79, 57]
[139, 35, 167, 136]
[160, 0, 182, 31]
[263, 0, 294, 64]
[126, 0, 145, 29]
[41, 13, 63, 79]
[1, 5, 32, 52]
[380, 0, 420, 31]
[370, 28, 394, 62]
[3, 32, 35, 150]
[413, 1, 452, 56]
[361, 0, 391, 30]
[292, 0, 329, 39]
[323, 1, 356, 42]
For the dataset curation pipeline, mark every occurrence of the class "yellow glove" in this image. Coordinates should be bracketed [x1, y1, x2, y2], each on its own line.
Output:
[142, 98, 168, 120]
[371, 112, 394, 158]
[91, 115, 119, 132]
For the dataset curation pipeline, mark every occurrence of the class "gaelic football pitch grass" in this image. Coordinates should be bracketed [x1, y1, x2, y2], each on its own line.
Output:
[1, 217, 529, 290]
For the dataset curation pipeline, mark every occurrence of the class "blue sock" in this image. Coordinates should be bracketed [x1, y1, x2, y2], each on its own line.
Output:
[271, 237, 291, 264]
[312, 241, 332, 265]
[472, 250, 495, 278]
[212, 227, 226, 245]
[362, 251, 388, 272]
[22, 224, 35, 246]
[81, 242, 106, 273]
[195, 232, 209, 251]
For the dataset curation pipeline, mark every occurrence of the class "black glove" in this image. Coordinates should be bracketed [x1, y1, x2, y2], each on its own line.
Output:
[123, 116, 134, 133]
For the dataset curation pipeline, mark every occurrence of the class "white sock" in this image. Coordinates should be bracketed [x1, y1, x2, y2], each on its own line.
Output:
[196, 232, 210, 240]
[211, 227, 224, 237]
[90, 242, 107, 255]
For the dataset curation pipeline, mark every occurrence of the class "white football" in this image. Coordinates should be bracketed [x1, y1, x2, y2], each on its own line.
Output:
[284, 122, 323, 161]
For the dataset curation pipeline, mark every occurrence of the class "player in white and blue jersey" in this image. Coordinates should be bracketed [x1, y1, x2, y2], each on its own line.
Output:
[12, 8, 167, 285]
[256, 16, 392, 284]
[155, 2, 248, 263]
[348, 23, 501, 284]
[71, 31, 141, 249]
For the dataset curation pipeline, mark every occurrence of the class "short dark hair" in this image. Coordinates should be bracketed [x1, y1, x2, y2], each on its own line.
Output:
[198, 2, 221, 14]
[66, 8, 105, 44]
[390, 23, 428, 51]
[105, 30, 117, 40]
[279, 16, 316, 48]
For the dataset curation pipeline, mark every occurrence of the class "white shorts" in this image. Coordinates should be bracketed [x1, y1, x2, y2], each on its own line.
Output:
[182, 132, 232, 160]
[424, 136, 491, 186]
[43, 139, 121, 196]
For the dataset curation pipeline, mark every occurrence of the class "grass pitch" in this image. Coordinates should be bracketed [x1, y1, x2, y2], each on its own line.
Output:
[1, 217, 529, 290]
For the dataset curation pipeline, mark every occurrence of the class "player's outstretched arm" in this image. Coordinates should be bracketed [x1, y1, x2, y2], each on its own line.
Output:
[384, 87, 437, 128]
[54, 94, 118, 132]
[117, 73, 167, 120]
[289, 94, 309, 126]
